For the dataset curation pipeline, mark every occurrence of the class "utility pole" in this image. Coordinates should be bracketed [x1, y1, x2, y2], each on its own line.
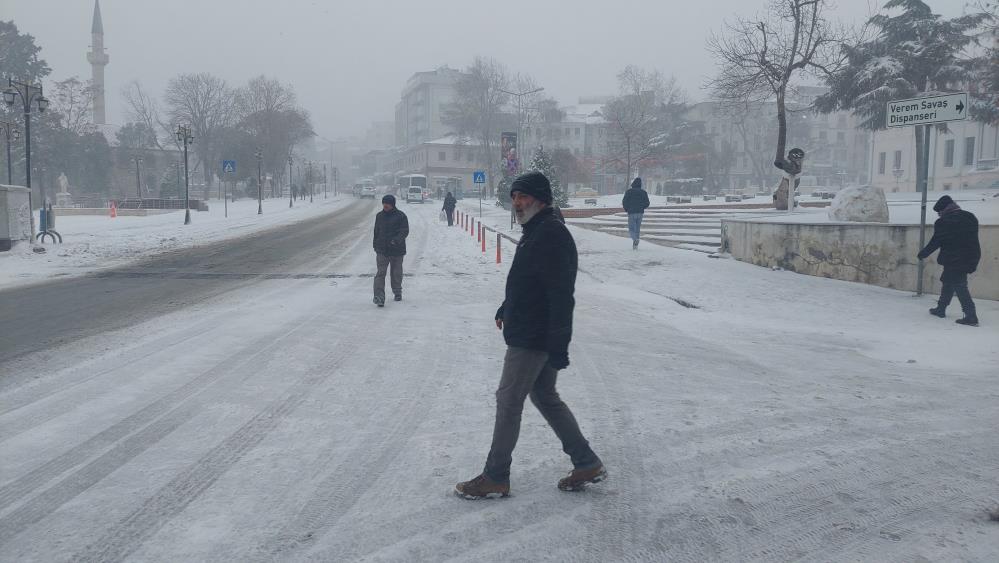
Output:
[176, 125, 194, 225]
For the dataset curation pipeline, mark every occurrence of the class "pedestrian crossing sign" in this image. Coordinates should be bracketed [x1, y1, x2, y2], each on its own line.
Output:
[473, 171, 486, 184]
[222, 160, 236, 174]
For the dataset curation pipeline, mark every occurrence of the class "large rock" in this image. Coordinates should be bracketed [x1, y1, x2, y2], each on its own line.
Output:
[828, 185, 889, 223]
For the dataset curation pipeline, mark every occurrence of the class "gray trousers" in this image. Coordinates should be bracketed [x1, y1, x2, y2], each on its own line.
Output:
[484, 346, 600, 483]
[374, 254, 403, 299]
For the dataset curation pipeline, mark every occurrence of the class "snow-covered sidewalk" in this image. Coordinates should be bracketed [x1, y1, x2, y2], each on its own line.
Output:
[0, 195, 355, 290]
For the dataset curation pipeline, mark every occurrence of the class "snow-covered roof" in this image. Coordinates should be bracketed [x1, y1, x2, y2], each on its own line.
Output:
[424, 134, 480, 146]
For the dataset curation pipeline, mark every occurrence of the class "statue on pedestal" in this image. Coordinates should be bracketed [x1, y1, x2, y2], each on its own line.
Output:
[773, 148, 804, 211]
[55, 172, 74, 207]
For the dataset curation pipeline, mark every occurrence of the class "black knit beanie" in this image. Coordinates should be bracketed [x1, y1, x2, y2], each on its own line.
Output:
[510, 171, 552, 205]
[932, 195, 954, 213]
[382, 194, 396, 206]
[631, 177, 642, 189]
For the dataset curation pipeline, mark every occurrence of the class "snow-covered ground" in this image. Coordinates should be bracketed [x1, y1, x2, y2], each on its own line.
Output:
[738, 190, 999, 224]
[0, 195, 354, 290]
[2, 202, 997, 561]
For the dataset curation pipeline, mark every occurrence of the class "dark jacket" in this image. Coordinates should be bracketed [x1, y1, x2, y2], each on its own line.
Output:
[495, 207, 576, 357]
[443, 194, 457, 211]
[917, 209, 981, 274]
[622, 187, 650, 214]
[373, 208, 409, 256]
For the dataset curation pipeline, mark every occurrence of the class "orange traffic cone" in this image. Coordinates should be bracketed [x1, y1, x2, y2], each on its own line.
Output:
[110, 201, 117, 218]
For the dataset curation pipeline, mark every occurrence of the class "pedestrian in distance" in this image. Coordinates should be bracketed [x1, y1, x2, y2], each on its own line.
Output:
[372, 195, 409, 307]
[622, 177, 650, 249]
[918, 194, 981, 326]
[455, 171, 605, 500]
[443, 191, 457, 226]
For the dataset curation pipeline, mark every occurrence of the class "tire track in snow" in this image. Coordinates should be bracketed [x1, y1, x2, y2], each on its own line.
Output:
[68, 306, 391, 563]
[0, 312, 320, 546]
[259, 328, 452, 560]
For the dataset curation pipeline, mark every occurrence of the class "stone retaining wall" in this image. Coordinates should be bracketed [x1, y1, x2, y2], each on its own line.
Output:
[720, 218, 999, 300]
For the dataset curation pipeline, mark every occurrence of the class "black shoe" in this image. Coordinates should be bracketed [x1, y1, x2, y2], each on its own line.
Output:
[394, 294, 402, 302]
[955, 316, 979, 327]
[374, 297, 385, 307]
[929, 307, 946, 318]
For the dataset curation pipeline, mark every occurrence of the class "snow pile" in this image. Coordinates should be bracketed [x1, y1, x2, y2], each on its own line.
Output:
[828, 185, 890, 223]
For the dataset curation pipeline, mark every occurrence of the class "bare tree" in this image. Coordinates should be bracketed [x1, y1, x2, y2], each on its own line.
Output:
[707, 0, 845, 165]
[51, 77, 96, 136]
[602, 65, 687, 185]
[442, 57, 512, 196]
[164, 73, 241, 196]
[121, 80, 166, 149]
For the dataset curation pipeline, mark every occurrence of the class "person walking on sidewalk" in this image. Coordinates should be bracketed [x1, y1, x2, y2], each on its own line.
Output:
[455, 171, 605, 500]
[443, 191, 457, 226]
[918, 194, 981, 326]
[372, 194, 409, 307]
[622, 177, 650, 249]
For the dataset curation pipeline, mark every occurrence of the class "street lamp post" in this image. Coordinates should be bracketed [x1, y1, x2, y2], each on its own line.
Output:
[4, 78, 49, 241]
[323, 163, 328, 199]
[288, 155, 294, 208]
[131, 156, 143, 198]
[306, 160, 314, 203]
[255, 148, 263, 214]
[0, 120, 20, 185]
[175, 125, 194, 225]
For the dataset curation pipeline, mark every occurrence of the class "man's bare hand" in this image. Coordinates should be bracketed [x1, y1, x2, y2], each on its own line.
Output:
[495, 319, 503, 330]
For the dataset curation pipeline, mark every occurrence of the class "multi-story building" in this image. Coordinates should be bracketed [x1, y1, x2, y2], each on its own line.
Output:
[394, 67, 465, 147]
[686, 94, 870, 194]
[869, 120, 999, 193]
[384, 134, 489, 197]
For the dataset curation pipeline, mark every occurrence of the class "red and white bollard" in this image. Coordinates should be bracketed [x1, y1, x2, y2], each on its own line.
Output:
[496, 233, 502, 264]
[481, 225, 486, 253]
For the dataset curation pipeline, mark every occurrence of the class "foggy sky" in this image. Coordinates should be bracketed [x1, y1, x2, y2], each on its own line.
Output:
[3, 0, 965, 141]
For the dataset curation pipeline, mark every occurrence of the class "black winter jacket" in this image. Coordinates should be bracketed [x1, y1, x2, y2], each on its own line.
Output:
[443, 194, 457, 211]
[622, 187, 650, 214]
[917, 209, 981, 274]
[373, 208, 409, 256]
[495, 207, 577, 357]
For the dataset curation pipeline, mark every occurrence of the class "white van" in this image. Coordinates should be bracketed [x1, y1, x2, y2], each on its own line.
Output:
[406, 186, 424, 204]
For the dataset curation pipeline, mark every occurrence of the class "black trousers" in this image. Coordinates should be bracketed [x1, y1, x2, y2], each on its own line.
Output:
[939, 269, 976, 318]
[445, 209, 454, 226]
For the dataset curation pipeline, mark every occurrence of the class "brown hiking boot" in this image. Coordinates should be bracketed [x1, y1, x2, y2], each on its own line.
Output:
[454, 474, 510, 500]
[558, 464, 608, 492]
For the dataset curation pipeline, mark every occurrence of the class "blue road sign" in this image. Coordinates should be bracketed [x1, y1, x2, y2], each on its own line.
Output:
[473, 171, 486, 184]
[222, 160, 236, 174]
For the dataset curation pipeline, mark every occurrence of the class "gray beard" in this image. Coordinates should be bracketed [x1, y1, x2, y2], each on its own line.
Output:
[516, 201, 545, 225]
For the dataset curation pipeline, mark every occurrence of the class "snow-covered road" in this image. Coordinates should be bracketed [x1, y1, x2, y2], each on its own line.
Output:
[1, 201, 997, 561]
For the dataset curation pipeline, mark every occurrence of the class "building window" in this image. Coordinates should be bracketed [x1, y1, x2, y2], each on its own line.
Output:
[467, 152, 473, 162]
[836, 131, 845, 144]
[878, 152, 886, 174]
[944, 139, 955, 167]
[893, 150, 902, 171]
[575, 128, 580, 137]
[438, 151, 446, 161]
[964, 137, 975, 166]
[819, 130, 827, 142]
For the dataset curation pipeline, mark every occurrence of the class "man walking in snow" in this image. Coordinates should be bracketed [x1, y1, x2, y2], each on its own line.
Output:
[443, 191, 457, 226]
[918, 194, 981, 326]
[455, 171, 605, 500]
[622, 177, 650, 249]
[372, 194, 409, 307]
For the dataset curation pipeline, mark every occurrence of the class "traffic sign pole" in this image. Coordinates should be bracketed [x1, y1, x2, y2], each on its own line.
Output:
[886, 93, 966, 296]
[916, 124, 931, 296]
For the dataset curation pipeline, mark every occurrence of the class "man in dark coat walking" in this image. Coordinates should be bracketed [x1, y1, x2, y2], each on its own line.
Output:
[455, 171, 604, 500]
[918, 194, 981, 326]
[372, 195, 409, 307]
[443, 191, 457, 226]
[622, 177, 650, 249]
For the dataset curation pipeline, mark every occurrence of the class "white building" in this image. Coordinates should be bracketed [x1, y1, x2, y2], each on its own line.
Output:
[394, 67, 465, 148]
[870, 119, 999, 193]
